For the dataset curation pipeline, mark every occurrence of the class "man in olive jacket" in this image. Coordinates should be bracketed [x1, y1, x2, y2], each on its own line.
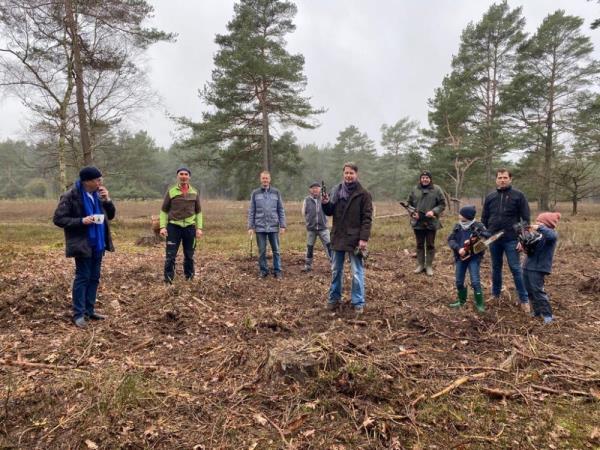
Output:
[321, 162, 373, 314]
[53, 166, 115, 328]
[406, 170, 446, 276]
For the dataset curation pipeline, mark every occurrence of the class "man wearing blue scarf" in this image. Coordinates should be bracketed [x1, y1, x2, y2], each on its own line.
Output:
[54, 166, 116, 328]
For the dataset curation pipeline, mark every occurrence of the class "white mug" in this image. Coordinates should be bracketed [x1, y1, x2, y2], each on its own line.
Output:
[92, 214, 105, 224]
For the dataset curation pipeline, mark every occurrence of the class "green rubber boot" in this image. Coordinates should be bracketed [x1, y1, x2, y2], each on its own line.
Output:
[449, 288, 468, 308]
[474, 291, 485, 313]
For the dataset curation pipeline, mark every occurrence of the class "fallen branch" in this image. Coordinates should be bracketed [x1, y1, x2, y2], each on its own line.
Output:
[0, 358, 82, 371]
[531, 384, 595, 397]
[480, 387, 517, 399]
[430, 376, 469, 399]
[346, 319, 368, 326]
[460, 423, 506, 443]
[75, 328, 95, 367]
[431, 372, 489, 399]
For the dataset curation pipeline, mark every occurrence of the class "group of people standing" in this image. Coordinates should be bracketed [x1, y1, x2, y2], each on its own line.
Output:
[53, 163, 560, 328]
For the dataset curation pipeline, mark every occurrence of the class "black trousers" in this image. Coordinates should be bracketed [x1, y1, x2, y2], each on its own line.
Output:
[414, 229, 436, 253]
[164, 223, 196, 281]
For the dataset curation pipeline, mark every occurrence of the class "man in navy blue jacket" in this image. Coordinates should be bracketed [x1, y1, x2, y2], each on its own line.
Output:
[481, 169, 530, 311]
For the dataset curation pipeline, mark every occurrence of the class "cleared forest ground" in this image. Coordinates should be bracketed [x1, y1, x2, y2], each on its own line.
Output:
[1, 200, 599, 449]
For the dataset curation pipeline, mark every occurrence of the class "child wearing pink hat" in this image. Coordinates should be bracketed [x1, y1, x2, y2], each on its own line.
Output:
[522, 212, 561, 324]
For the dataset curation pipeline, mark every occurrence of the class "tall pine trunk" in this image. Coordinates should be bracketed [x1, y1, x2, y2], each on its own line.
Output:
[260, 84, 270, 172]
[64, 0, 92, 165]
[57, 42, 75, 190]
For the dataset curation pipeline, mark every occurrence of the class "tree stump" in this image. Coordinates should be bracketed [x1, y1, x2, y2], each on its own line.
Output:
[264, 337, 330, 382]
[135, 235, 162, 246]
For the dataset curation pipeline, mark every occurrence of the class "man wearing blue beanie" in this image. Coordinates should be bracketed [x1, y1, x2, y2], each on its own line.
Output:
[159, 166, 203, 283]
[53, 166, 116, 328]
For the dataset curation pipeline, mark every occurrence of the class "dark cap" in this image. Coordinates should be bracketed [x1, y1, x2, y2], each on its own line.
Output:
[176, 166, 191, 175]
[79, 166, 102, 181]
[420, 170, 432, 179]
[459, 205, 476, 221]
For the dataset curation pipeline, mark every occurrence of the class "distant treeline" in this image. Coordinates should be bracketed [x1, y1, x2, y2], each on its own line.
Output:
[1, 1, 599, 214]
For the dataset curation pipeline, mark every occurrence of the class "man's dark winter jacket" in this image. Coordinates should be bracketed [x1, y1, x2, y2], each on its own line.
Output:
[523, 225, 558, 274]
[322, 182, 373, 252]
[481, 186, 530, 241]
[302, 195, 328, 231]
[53, 185, 116, 257]
[447, 221, 491, 261]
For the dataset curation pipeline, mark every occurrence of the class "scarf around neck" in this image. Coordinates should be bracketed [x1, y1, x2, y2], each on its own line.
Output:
[77, 180, 105, 253]
[460, 219, 475, 230]
[339, 181, 357, 201]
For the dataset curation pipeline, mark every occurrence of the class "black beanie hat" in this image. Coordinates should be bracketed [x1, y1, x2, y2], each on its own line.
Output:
[79, 166, 102, 181]
[420, 170, 432, 180]
[459, 205, 476, 221]
[176, 166, 191, 175]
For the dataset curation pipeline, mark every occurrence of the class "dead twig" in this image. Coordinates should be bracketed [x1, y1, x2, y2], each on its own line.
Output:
[0, 358, 85, 372]
[459, 423, 506, 444]
[75, 328, 95, 367]
[430, 372, 490, 399]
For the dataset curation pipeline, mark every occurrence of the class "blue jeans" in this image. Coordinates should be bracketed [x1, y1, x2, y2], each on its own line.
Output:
[73, 252, 103, 319]
[256, 232, 281, 275]
[489, 238, 528, 302]
[455, 256, 482, 292]
[328, 250, 365, 307]
[523, 270, 553, 318]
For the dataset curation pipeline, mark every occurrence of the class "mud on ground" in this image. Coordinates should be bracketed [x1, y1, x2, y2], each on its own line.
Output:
[1, 245, 599, 449]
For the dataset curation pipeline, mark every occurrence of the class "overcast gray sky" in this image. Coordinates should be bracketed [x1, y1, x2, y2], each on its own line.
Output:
[1, 0, 599, 151]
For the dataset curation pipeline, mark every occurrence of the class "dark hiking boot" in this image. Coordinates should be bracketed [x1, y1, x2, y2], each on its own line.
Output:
[86, 312, 106, 321]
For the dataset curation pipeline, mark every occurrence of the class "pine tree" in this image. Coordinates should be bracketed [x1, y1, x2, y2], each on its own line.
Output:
[200, 0, 322, 173]
[452, 1, 526, 196]
[502, 10, 600, 210]
[425, 73, 481, 206]
[378, 117, 419, 199]
[327, 126, 377, 189]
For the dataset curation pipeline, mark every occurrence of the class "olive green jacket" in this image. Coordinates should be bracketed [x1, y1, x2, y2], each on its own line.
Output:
[406, 184, 446, 230]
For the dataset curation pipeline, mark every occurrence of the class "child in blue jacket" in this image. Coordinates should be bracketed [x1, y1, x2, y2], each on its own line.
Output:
[523, 212, 561, 324]
[448, 205, 491, 312]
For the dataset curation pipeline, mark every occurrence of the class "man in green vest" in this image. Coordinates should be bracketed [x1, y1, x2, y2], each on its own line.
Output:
[159, 166, 203, 283]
